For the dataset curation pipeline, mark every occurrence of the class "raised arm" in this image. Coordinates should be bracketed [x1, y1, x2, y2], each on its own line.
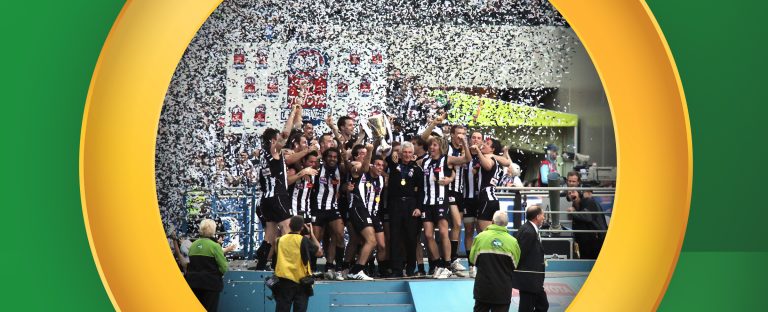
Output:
[475, 145, 495, 171]
[494, 145, 512, 167]
[285, 144, 318, 166]
[275, 105, 300, 152]
[359, 143, 374, 176]
[292, 106, 303, 131]
[447, 136, 471, 166]
[420, 112, 446, 141]
[287, 166, 318, 185]
[325, 114, 344, 145]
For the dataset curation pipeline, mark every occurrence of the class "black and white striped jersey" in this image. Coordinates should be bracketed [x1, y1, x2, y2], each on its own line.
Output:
[464, 155, 481, 199]
[310, 165, 342, 212]
[447, 144, 465, 194]
[418, 153, 430, 162]
[478, 156, 504, 201]
[289, 177, 312, 216]
[351, 172, 384, 215]
[258, 151, 288, 199]
[422, 155, 452, 206]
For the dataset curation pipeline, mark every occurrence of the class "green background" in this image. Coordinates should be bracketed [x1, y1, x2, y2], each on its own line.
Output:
[1, 0, 766, 310]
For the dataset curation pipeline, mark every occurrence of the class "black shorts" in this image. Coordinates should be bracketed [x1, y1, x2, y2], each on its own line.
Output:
[421, 204, 449, 223]
[447, 191, 463, 207]
[350, 205, 383, 233]
[378, 208, 390, 223]
[299, 211, 312, 223]
[463, 198, 480, 218]
[310, 210, 342, 227]
[477, 200, 500, 221]
[256, 203, 266, 225]
[261, 196, 292, 223]
[338, 202, 349, 223]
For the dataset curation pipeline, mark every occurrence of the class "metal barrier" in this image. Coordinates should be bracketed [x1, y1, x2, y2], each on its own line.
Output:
[180, 186, 262, 259]
[496, 186, 614, 234]
[172, 185, 613, 259]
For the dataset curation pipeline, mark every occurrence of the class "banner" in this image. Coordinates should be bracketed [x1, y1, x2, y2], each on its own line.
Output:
[225, 41, 387, 135]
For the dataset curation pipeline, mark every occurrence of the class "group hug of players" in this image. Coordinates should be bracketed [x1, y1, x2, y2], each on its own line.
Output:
[253, 105, 514, 281]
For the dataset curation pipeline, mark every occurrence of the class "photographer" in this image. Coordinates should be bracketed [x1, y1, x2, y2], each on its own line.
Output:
[273, 216, 322, 312]
[566, 191, 607, 259]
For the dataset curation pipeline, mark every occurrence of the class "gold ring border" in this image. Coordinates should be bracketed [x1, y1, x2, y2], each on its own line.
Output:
[80, 0, 691, 310]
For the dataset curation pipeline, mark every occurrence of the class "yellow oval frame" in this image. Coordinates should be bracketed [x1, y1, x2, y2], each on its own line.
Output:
[80, 0, 691, 310]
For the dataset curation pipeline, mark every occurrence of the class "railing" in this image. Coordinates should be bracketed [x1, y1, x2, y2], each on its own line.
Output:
[496, 186, 614, 235]
[179, 186, 261, 259]
[171, 185, 614, 259]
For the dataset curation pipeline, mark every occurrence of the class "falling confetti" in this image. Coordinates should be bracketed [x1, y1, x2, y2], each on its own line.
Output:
[156, 0, 589, 249]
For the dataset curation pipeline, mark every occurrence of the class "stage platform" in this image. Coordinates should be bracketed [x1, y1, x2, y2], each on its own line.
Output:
[216, 259, 593, 311]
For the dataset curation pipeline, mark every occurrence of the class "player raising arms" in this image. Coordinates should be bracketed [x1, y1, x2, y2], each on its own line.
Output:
[472, 137, 511, 232]
[345, 143, 388, 281]
[254, 105, 311, 270]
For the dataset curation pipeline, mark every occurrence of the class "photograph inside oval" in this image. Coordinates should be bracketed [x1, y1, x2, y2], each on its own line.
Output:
[156, 1, 616, 311]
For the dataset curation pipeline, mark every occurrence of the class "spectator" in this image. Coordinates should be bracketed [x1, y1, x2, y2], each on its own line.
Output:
[470, 210, 520, 312]
[537, 144, 560, 187]
[185, 219, 234, 312]
[502, 163, 524, 187]
[273, 216, 322, 312]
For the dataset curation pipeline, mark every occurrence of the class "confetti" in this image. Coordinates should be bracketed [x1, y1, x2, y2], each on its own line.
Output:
[157, 0, 586, 248]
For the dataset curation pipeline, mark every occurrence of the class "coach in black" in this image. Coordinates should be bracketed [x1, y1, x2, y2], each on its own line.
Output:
[513, 205, 549, 311]
[386, 141, 424, 277]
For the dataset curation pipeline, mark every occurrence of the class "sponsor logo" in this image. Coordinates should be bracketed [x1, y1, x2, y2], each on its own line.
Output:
[492, 238, 503, 248]
[349, 51, 360, 66]
[233, 52, 245, 69]
[256, 48, 269, 69]
[359, 76, 371, 97]
[266, 75, 278, 98]
[244, 76, 257, 99]
[371, 49, 383, 69]
[337, 79, 349, 98]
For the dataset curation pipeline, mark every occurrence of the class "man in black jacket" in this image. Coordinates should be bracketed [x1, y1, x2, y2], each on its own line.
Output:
[513, 205, 549, 312]
[566, 191, 607, 259]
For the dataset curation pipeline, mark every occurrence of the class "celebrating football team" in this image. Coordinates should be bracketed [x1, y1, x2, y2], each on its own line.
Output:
[251, 104, 518, 281]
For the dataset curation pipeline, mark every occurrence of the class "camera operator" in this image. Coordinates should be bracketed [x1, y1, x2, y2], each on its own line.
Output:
[273, 216, 322, 312]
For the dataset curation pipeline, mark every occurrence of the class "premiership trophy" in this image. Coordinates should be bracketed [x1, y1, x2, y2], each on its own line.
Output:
[366, 113, 391, 152]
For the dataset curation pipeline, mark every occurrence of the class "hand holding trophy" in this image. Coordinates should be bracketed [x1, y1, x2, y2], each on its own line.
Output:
[367, 112, 391, 153]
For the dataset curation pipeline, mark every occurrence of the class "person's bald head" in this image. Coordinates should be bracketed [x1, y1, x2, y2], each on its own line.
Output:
[526, 205, 545, 227]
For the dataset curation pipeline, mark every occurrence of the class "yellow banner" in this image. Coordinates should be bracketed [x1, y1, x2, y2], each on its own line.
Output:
[433, 91, 578, 127]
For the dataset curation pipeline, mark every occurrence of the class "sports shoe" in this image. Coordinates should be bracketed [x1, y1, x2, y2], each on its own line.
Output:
[340, 269, 349, 279]
[469, 266, 477, 278]
[436, 267, 453, 279]
[432, 267, 444, 279]
[347, 271, 374, 281]
[450, 259, 467, 271]
[453, 269, 469, 278]
[324, 269, 336, 280]
[334, 272, 345, 281]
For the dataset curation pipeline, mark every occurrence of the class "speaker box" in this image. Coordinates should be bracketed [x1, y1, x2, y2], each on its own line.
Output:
[542, 238, 573, 259]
